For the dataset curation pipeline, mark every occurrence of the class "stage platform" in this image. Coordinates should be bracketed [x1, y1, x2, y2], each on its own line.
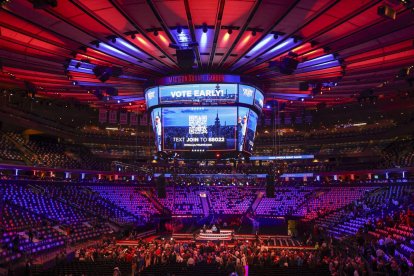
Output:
[117, 233, 314, 250]
[170, 232, 311, 249]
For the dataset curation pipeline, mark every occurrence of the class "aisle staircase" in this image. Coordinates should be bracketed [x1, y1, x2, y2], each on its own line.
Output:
[139, 189, 167, 214]
[1, 132, 35, 165]
[199, 191, 210, 217]
[251, 191, 264, 212]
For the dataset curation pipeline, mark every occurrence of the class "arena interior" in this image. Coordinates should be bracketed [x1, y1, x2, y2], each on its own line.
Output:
[1, 0, 414, 275]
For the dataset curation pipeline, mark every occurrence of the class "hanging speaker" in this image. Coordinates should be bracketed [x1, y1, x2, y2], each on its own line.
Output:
[299, 82, 309, 91]
[111, 66, 123, 77]
[24, 81, 37, 98]
[377, 5, 396, 20]
[176, 49, 195, 69]
[157, 174, 166, 198]
[266, 174, 275, 198]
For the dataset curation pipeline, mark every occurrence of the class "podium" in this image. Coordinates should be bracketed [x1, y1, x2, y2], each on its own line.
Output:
[197, 229, 233, 241]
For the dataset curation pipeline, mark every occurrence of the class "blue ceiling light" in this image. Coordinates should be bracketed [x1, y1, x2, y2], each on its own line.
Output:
[267, 39, 294, 54]
[67, 66, 93, 74]
[295, 60, 342, 74]
[254, 37, 300, 63]
[89, 42, 148, 67]
[231, 34, 280, 70]
[116, 38, 143, 56]
[297, 54, 339, 69]
[200, 31, 208, 50]
[249, 35, 273, 55]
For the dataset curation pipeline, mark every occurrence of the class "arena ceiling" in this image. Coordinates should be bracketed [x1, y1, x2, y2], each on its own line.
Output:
[0, 0, 413, 112]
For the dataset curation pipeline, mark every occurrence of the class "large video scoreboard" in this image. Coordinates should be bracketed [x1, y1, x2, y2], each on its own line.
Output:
[145, 80, 263, 155]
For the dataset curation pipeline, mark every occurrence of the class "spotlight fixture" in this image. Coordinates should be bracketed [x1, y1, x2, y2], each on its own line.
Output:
[146, 28, 162, 37]
[107, 35, 117, 43]
[91, 40, 100, 48]
[247, 28, 263, 37]
[271, 31, 284, 40]
[79, 46, 87, 52]
[202, 23, 208, 33]
[292, 36, 302, 43]
[310, 40, 318, 47]
[221, 26, 239, 35]
[124, 31, 139, 39]
[177, 26, 183, 34]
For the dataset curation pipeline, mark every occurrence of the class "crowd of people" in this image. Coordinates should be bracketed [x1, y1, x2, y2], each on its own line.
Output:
[71, 235, 341, 276]
[352, 208, 414, 275]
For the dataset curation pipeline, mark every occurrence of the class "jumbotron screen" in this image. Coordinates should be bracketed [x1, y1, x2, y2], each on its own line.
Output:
[146, 82, 263, 154]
